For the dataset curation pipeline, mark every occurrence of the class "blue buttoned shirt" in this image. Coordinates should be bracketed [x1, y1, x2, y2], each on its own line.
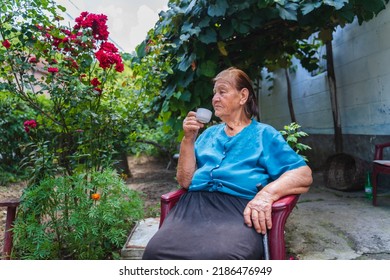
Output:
[188, 119, 307, 200]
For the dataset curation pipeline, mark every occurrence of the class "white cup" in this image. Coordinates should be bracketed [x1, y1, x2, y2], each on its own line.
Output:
[196, 108, 212, 123]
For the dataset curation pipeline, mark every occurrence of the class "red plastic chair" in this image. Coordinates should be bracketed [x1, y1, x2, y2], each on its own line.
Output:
[159, 188, 299, 260]
[0, 198, 20, 260]
[372, 142, 390, 206]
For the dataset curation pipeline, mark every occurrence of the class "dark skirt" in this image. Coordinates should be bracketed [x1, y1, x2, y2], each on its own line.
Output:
[142, 191, 264, 260]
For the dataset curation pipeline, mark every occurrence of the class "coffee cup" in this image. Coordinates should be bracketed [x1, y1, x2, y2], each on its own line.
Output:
[196, 108, 212, 123]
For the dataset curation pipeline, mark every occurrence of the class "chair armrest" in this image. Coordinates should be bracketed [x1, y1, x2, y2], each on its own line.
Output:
[269, 194, 300, 260]
[374, 142, 390, 160]
[159, 188, 188, 227]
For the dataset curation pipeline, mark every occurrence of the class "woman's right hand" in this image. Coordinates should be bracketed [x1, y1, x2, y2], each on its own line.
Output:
[183, 111, 204, 142]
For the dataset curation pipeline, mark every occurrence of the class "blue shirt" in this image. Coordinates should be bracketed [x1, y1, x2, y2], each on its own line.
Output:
[188, 119, 307, 200]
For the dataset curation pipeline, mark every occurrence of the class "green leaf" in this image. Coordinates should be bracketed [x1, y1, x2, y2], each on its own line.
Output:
[180, 90, 191, 102]
[57, 5, 66, 12]
[323, 0, 349, 10]
[179, 33, 191, 42]
[217, 41, 228, 56]
[232, 18, 251, 34]
[257, 0, 274, 9]
[301, 2, 322, 15]
[198, 17, 211, 28]
[199, 28, 217, 44]
[178, 53, 196, 71]
[197, 60, 217, 78]
[181, 22, 201, 36]
[338, 8, 356, 23]
[277, 2, 299, 21]
[360, 0, 386, 14]
[219, 21, 234, 40]
[207, 0, 229, 17]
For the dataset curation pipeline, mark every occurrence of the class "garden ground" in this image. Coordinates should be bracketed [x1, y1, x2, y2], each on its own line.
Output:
[2, 156, 390, 259]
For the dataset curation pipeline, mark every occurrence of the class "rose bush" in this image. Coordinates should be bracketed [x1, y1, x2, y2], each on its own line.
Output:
[1, 0, 144, 259]
[1, 0, 127, 179]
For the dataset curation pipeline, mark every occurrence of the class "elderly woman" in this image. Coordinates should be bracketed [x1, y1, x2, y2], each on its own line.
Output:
[142, 67, 312, 260]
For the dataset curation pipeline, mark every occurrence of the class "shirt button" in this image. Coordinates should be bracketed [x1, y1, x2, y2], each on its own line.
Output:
[216, 165, 220, 168]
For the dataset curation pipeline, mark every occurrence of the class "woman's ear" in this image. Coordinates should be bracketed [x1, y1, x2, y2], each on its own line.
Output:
[239, 88, 249, 105]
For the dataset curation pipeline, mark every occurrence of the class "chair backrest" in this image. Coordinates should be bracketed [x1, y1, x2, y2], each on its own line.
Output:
[374, 142, 390, 160]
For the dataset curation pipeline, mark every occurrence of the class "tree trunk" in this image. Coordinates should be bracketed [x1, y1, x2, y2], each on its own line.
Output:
[285, 68, 296, 123]
[326, 41, 343, 153]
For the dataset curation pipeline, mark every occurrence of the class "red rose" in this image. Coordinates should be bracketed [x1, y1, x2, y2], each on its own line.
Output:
[90, 78, 101, 87]
[48, 67, 59, 73]
[95, 42, 124, 72]
[29, 57, 38, 63]
[2, 40, 11, 49]
[74, 12, 109, 41]
[24, 120, 37, 133]
[115, 61, 124, 72]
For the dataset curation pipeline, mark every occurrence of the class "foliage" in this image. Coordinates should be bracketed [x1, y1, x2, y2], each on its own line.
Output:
[280, 122, 311, 162]
[127, 30, 181, 146]
[0, 93, 36, 184]
[0, 0, 149, 260]
[133, 0, 389, 135]
[0, 0, 129, 182]
[12, 169, 144, 260]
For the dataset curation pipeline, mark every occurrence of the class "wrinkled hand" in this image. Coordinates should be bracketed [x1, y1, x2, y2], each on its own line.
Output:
[183, 111, 204, 141]
[243, 191, 274, 234]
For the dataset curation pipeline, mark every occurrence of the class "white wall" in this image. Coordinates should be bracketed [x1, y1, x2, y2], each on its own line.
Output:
[259, 5, 390, 136]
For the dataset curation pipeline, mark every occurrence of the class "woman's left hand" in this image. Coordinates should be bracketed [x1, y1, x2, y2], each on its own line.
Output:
[243, 191, 275, 234]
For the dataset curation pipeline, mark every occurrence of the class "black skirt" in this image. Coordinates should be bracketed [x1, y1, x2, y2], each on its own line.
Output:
[142, 191, 264, 260]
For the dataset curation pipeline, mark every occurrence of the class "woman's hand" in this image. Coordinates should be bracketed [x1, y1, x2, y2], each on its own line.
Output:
[243, 166, 312, 234]
[243, 190, 275, 234]
[183, 111, 204, 142]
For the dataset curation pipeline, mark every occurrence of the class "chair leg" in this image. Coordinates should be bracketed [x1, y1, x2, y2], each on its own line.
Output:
[3, 205, 18, 260]
[372, 170, 378, 206]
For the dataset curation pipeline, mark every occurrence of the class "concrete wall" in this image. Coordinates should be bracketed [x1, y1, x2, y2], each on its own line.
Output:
[259, 5, 390, 170]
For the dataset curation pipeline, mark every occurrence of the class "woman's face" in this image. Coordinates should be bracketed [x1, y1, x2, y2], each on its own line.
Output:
[212, 77, 247, 120]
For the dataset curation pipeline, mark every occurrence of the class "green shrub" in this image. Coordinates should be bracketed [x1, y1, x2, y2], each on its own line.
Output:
[280, 122, 311, 162]
[12, 169, 144, 260]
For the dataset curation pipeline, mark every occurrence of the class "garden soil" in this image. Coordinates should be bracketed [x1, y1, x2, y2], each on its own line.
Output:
[1, 156, 390, 260]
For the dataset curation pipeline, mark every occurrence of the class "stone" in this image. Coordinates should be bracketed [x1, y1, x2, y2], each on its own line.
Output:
[121, 217, 159, 260]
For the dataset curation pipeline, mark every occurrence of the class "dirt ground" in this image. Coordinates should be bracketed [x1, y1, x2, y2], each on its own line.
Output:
[0, 156, 177, 256]
[125, 156, 179, 215]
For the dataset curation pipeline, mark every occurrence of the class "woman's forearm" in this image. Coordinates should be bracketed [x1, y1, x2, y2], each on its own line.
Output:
[176, 136, 197, 188]
[261, 165, 313, 202]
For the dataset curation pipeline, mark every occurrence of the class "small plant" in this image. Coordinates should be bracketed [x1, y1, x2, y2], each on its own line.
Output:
[280, 122, 311, 162]
[12, 169, 144, 260]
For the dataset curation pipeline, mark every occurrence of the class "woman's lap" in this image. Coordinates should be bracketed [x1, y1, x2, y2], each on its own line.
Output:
[142, 191, 263, 260]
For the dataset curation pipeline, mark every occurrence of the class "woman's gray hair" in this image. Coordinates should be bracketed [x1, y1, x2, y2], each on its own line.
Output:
[213, 67, 259, 119]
